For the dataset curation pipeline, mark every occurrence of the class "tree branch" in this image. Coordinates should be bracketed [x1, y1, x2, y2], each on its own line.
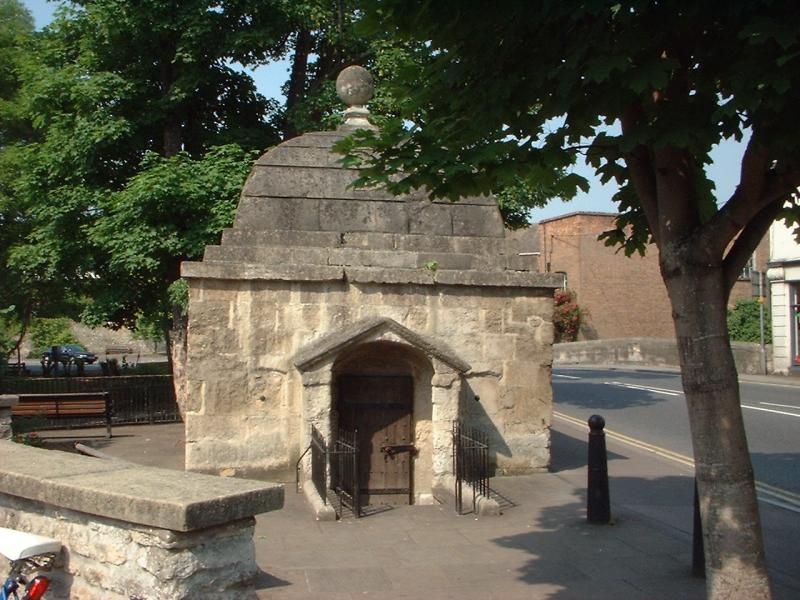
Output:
[722, 198, 785, 295]
[702, 135, 771, 255]
[652, 145, 700, 244]
[620, 105, 659, 243]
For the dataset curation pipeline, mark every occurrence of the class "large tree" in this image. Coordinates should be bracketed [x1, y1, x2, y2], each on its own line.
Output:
[338, 2, 800, 598]
[0, 0, 60, 359]
[0, 0, 291, 377]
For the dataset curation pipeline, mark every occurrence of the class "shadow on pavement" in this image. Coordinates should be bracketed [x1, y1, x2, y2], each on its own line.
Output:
[550, 428, 628, 473]
[490, 476, 706, 600]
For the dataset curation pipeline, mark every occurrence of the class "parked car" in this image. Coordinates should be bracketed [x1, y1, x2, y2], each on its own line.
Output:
[41, 344, 98, 364]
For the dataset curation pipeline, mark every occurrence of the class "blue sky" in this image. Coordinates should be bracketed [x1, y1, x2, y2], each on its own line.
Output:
[22, 0, 746, 221]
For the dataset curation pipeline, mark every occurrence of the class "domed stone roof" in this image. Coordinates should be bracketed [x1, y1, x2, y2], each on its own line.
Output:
[182, 72, 555, 289]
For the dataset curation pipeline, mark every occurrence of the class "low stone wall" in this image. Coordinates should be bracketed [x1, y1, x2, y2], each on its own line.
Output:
[0, 437, 283, 600]
[554, 338, 772, 374]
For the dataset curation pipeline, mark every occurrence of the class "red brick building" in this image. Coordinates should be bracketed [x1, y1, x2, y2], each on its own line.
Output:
[521, 212, 768, 340]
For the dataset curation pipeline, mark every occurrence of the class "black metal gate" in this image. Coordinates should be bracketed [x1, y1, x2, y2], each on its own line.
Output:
[332, 427, 360, 518]
[453, 420, 490, 515]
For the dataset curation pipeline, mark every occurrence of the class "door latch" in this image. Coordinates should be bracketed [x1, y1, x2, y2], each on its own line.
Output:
[380, 444, 416, 457]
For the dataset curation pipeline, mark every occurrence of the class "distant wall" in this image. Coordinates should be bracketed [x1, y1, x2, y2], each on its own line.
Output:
[554, 338, 772, 375]
[0, 436, 283, 600]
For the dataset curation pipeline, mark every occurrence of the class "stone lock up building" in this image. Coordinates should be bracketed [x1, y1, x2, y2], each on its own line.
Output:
[181, 67, 561, 513]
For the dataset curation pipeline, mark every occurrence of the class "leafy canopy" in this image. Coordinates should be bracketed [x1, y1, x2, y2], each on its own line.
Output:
[85, 145, 256, 331]
[337, 1, 800, 258]
[0, 0, 292, 341]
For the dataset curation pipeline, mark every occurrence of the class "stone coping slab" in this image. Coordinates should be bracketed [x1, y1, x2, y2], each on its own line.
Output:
[182, 260, 562, 288]
[0, 441, 283, 532]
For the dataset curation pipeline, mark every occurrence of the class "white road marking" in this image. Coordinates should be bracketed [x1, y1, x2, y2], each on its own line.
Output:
[553, 374, 581, 379]
[603, 381, 682, 396]
[742, 404, 800, 418]
[760, 402, 800, 410]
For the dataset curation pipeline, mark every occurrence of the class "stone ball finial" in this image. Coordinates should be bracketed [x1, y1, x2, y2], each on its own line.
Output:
[336, 65, 374, 107]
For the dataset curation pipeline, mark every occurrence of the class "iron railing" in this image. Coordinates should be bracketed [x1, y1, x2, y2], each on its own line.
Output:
[1, 375, 181, 426]
[332, 427, 360, 518]
[310, 425, 328, 505]
[453, 420, 490, 515]
[295, 426, 360, 519]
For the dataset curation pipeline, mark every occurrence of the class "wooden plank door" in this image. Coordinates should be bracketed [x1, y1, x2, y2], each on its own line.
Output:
[338, 375, 414, 506]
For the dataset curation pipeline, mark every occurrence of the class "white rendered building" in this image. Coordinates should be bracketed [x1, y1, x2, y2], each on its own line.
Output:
[768, 218, 800, 374]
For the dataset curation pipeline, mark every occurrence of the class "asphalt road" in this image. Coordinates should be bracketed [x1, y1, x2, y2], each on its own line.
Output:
[552, 366, 800, 510]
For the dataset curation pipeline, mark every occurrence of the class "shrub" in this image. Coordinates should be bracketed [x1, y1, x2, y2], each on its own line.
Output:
[727, 298, 772, 344]
[26, 318, 80, 356]
[553, 289, 587, 343]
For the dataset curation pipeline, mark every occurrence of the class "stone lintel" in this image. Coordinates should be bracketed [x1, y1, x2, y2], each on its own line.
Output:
[294, 317, 471, 373]
[0, 441, 284, 532]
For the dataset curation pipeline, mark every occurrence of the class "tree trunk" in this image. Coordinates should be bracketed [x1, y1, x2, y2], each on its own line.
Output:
[663, 258, 772, 599]
[159, 57, 182, 157]
[283, 28, 312, 140]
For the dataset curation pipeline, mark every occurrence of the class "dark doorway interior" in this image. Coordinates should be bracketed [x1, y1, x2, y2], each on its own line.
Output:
[338, 375, 414, 506]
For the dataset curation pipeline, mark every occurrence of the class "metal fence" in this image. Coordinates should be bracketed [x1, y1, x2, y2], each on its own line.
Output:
[332, 427, 360, 518]
[452, 420, 490, 515]
[1, 375, 181, 426]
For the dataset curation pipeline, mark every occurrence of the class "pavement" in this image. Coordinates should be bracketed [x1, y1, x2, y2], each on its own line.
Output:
[38, 419, 800, 600]
[25, 366, 800, 600]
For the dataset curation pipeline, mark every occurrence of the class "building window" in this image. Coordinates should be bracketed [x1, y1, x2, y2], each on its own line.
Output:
[740, 255, 755, 281]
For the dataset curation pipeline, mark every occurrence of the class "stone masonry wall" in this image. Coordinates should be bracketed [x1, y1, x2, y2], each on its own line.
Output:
[185, 278, 554, 481]
[0, 441, 283, 600]
[0, 495, 257, 600]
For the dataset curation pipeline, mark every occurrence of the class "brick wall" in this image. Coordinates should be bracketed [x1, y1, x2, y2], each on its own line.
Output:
[537, 213, 673, 339]
[537, 212, 771, 340]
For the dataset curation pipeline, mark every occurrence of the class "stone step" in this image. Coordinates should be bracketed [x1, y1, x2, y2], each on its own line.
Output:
[203, 245, 523, 272]
[220, 228, 510, 255]
[233, 195, 505, 238]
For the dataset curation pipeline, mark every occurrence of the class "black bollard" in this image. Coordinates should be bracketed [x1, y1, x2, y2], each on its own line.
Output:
[587, 414, 611, 524]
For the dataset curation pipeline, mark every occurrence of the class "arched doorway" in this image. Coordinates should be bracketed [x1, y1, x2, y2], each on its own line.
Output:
[333, 341, 432, 507]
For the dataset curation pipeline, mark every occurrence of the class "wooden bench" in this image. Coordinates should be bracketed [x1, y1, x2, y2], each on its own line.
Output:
[105, 347, 134, 356]
[104, 347, 139, 372]
[11, 392, 112, 438]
